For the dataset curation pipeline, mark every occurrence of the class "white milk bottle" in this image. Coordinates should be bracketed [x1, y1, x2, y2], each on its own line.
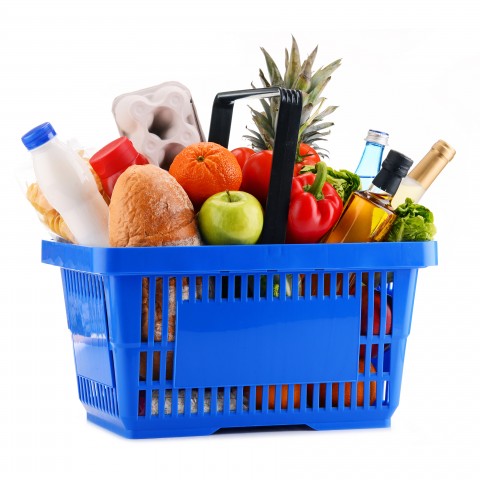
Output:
[21, 122, 109, 246]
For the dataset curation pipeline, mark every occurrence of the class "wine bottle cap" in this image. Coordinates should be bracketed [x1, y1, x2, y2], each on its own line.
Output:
[431, 140, 456, 161]
[409, 140, 456, 189]
[381, 149, 413, 176]
[373, 150, 413, 195]
[365, 129, 389, 146]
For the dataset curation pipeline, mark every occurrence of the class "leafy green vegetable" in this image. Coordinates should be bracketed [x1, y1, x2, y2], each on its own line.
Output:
[300, 165, 361, 203]
[387, 198, 437, 242]
[325, 167, 361, 203]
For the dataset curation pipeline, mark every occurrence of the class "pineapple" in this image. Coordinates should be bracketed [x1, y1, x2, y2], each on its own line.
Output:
[245, 36, 341, 158]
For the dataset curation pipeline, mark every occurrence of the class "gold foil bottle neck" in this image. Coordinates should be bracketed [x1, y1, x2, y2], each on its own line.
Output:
[409, 140, 456, 190]
[432, 140, 456, 161]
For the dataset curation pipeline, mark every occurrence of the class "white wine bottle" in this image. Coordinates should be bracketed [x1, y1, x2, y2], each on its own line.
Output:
[391, 140, 455, 209]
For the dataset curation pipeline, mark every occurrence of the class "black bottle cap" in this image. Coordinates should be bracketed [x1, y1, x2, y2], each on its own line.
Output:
[372, 149, 413, 195]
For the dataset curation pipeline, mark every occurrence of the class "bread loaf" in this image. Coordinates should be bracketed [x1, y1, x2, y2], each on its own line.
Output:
[109, 164, 201, 247]
[109, 164, 201, 381]
[139, 276, 180, 380]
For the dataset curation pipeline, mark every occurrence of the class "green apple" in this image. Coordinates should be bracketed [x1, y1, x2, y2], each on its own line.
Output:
[198, 190, 264, 245]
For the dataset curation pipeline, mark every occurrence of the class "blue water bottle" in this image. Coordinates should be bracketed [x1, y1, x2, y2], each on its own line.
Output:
[354, 130, 389, 190]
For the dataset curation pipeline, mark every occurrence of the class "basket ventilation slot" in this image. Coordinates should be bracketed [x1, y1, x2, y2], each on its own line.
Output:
[78, 376, 118, 417]
[136, 271, 393, 418]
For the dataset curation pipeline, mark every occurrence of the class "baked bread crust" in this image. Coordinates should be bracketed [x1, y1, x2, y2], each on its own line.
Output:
[108, 164, 201, 381]
[109, 164, 201, 247]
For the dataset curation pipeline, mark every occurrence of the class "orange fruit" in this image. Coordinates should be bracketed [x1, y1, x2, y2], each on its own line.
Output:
[307, 359, 377, 407]
[169, 142, 242, 210]
[255, 384, 301, 409]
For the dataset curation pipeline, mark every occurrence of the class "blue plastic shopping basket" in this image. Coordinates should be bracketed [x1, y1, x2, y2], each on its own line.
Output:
[41, 239, 437, 438]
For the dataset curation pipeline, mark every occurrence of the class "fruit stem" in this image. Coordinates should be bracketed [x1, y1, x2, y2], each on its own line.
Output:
[226, 190, 232, 202]
[305, 161, 327, 200]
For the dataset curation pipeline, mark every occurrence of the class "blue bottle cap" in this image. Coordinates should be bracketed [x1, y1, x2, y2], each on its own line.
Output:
[21, 122, 57, 151]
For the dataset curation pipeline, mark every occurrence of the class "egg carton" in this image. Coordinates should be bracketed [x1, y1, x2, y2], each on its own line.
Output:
[112, 81, 205, 169]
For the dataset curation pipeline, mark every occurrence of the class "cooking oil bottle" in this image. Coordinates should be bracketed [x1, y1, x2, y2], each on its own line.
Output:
[323, 150, 413, 244]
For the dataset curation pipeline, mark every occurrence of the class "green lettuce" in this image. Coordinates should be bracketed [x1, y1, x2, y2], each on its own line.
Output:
[300, 165, 361, 203]
[326, 167, 361, 203]
[387, 198, 436, 242]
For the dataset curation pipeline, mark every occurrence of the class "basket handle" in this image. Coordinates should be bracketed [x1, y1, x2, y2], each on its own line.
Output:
[208, 87, 302, 244]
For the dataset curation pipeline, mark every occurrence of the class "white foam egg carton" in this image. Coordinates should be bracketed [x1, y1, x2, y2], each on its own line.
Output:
[112, 81, 205, 169]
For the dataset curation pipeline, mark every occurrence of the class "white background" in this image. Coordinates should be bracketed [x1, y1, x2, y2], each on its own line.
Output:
[1, 1, 479, 478]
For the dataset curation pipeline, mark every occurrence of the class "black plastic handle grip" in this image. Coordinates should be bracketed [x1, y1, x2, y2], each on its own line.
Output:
[208, 87, 302, 244]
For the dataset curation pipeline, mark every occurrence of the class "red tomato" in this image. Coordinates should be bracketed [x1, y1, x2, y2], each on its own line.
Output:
[293, 143, 320, 176]
[241, 143, 320, 206]
[360, 288, 392, 358]
[231, 147, 255, 170]
[240, 150, 273, 206]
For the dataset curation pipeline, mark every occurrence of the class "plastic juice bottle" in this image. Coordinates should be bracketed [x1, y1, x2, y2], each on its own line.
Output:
[21, 122, 110, 247]
[89, 136, 149, 198]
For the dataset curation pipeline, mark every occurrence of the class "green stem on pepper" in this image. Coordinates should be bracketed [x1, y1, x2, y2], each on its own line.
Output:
[304, 161, 328, 200]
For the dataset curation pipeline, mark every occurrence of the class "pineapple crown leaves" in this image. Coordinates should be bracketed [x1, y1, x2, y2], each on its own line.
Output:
[248, 105, 275, 145]
[247, 36, 342, 156]
[299, 104, 338, 138]
[260, 47, 283, 86]
[259, 36, 342, 99]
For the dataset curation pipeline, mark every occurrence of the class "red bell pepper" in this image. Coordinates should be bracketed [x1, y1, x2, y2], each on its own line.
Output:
[286, 161, 343, 243]
[293, 143, 321, 176]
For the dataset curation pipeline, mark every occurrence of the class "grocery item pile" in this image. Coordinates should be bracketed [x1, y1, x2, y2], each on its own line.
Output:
[19, 37, 452, 250]
[22, 38, 447, 439]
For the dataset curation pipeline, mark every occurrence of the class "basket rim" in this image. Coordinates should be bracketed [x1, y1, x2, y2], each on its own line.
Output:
[41, 240, 438, 275]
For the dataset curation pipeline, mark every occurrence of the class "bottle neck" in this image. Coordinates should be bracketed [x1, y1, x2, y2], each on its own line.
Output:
[355, 142, 386, 184]
[360, 142, 385, 160]
[365, 184, 394, 205]
[29, 136, 60, 154]
[370, 168, 404, 197]
[408, 149, 450, 190]
[366, 140, 385, 149]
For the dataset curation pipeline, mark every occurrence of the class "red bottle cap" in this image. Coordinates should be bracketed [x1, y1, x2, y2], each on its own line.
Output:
[90, 137, 149, 197]
[90, 137, 145, 178]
